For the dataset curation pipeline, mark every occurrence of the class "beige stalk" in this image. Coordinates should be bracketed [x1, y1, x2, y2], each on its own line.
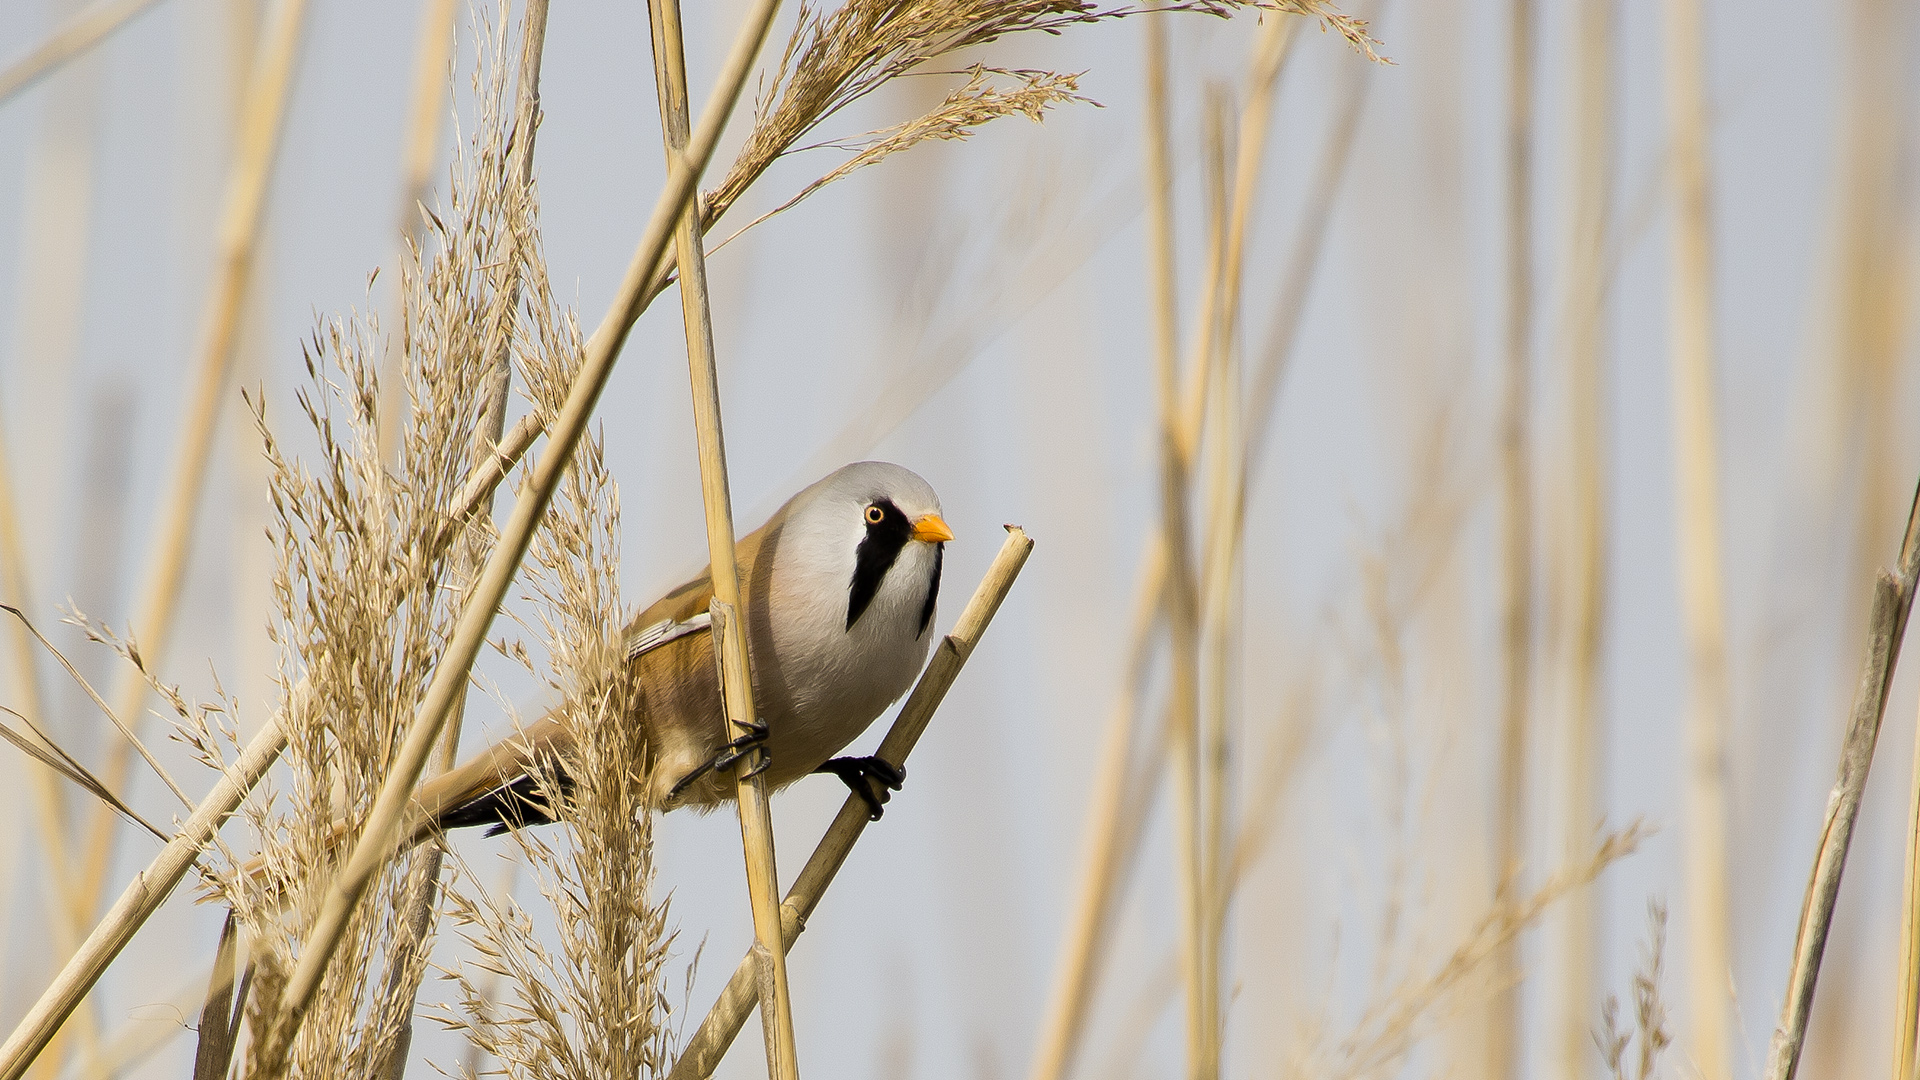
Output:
[669, 528, 1032, 1080]
[1663, 2, 1732, 1075]
[646, 0, 799, 1076]
[75, 0, 309, 924]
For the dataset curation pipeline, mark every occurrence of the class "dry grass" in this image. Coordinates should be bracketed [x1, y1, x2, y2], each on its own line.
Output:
[433, 401, 678, 1080]
[1595, 902, 1673, 1080]
[1285, 824, 1650, 1080]
[18, 4, 1908, 1080]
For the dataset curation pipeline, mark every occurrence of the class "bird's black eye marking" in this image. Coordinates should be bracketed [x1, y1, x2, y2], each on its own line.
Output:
[848, 498, 911, 630]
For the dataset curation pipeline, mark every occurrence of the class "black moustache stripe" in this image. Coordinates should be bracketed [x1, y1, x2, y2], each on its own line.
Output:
[848, 501, 911, 630]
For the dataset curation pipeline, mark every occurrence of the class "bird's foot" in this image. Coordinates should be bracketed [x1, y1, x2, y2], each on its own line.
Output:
[668, 720, 772, 804]
[712, 719, 772, 779]
[815, 756, 906, 821]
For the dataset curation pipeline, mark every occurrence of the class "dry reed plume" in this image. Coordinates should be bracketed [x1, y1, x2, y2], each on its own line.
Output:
[26, 4, 1878, 1080]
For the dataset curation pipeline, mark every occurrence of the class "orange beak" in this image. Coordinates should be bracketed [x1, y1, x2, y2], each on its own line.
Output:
[910, 514, 955, 543]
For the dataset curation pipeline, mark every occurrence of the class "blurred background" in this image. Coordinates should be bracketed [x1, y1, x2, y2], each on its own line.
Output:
[0, 0, 1917, 1077]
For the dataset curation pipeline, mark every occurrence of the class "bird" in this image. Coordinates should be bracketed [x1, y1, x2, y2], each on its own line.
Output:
[413, 459, 952, 838]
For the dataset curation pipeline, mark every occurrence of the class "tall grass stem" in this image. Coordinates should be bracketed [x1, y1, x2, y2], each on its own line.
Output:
[1762, 479, 1920, 1079]
[646, 0, 799, 1076]
[669, 528, 1033, 1080]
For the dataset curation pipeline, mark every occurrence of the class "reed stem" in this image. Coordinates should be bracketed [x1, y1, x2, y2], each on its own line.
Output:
[0, 361, 547, 1079]
[1549, 0, 1613, 1074]
[646, 1, 799, 1076]
[76, 0, 309, 927]
[1896, 684, 1920, 1080]
[1662, 2, 1732, 1074]
[1762, 479, 1920, 1079]
[1491, 0, 1535, 1072]
[0, 0, 167, 105]
[249, 5, 781, 1061]
[668, 529, 1032, 1080]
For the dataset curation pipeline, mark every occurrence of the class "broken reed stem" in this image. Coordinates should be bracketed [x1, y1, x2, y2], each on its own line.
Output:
[646, 1, 799, 1077]
[668, 528, 1033, 1080]
[77, 0, 309, 925]
[0, 387, 545, 1080]
[0, 0, 166, 105]
[249, 1, 783, 1068]
[1663, 1, 1732, 1075]
[1491, 0, 1534, 1074]
[1898, 682, 1920, 1080]
[190, 910, 240, 1080]
[1763, 478, 1920, 1080]
[1550, 0, 1612, 1075]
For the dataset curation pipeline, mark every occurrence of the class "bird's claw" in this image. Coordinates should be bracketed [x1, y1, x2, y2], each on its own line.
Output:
[667, 720, 772, 803]
[815, 755, 906, 821]
[710, 718, 772, 779]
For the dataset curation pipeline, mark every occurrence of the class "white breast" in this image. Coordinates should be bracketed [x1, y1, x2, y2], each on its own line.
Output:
[759, 511, 938, 773]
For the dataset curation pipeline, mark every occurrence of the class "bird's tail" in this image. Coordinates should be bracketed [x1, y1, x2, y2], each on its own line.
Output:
[207, 717, 568, 908]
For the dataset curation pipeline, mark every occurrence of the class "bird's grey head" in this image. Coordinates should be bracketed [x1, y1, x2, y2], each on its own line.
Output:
[787, 462, 949, 638]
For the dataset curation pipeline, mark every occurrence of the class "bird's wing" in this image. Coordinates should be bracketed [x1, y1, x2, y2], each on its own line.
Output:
[624, 610, 711, 662]
[620, 508, 780, 639]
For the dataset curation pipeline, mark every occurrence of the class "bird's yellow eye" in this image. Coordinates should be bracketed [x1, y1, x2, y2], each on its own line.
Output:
[865, 505, 885, 524]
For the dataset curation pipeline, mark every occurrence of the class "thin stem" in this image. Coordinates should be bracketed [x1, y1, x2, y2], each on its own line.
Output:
[646, 0, 798, 1077]
[76, 0, 310, 925]
[1491, 0, 1534, 1073]
[1550, 0, 1613, 1074]
[381, 6, 551, 1076]
[377, 0, 464, 459]
[1164, 64, 1210, 1080]
[1897, 684, 1920, 1080]
[1762, 479, 1920, 1079]
[1663, 1, 1731, 1076]
[249, 2, 782, 1069]
[0, 0, 168, 106]
[1027, 16, 1319, 1077]
[0, 357, 548, 1079]
[668, 529, 1033, 1080]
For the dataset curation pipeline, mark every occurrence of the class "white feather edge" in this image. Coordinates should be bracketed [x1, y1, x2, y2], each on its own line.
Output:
[624, 610, 713, 662]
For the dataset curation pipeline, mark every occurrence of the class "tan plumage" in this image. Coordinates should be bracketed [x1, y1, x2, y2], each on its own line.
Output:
[409, 460, 949, 839]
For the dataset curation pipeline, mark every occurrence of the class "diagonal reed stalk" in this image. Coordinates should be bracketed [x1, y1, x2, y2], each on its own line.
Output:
[1663, 1, 1732, 1076]
[0, 0, 168, 105]
[1490, 0, 1534, 1073]
[645, 0, 799, 1077]
[1762, 477, 1920, 1080]
[668, 528, 1033, 1080]
[74, 0, 309, 936]
[0, 694, 291, 1080]
[0, 392, 546, 1080]
[246, 2, 783, 1070]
